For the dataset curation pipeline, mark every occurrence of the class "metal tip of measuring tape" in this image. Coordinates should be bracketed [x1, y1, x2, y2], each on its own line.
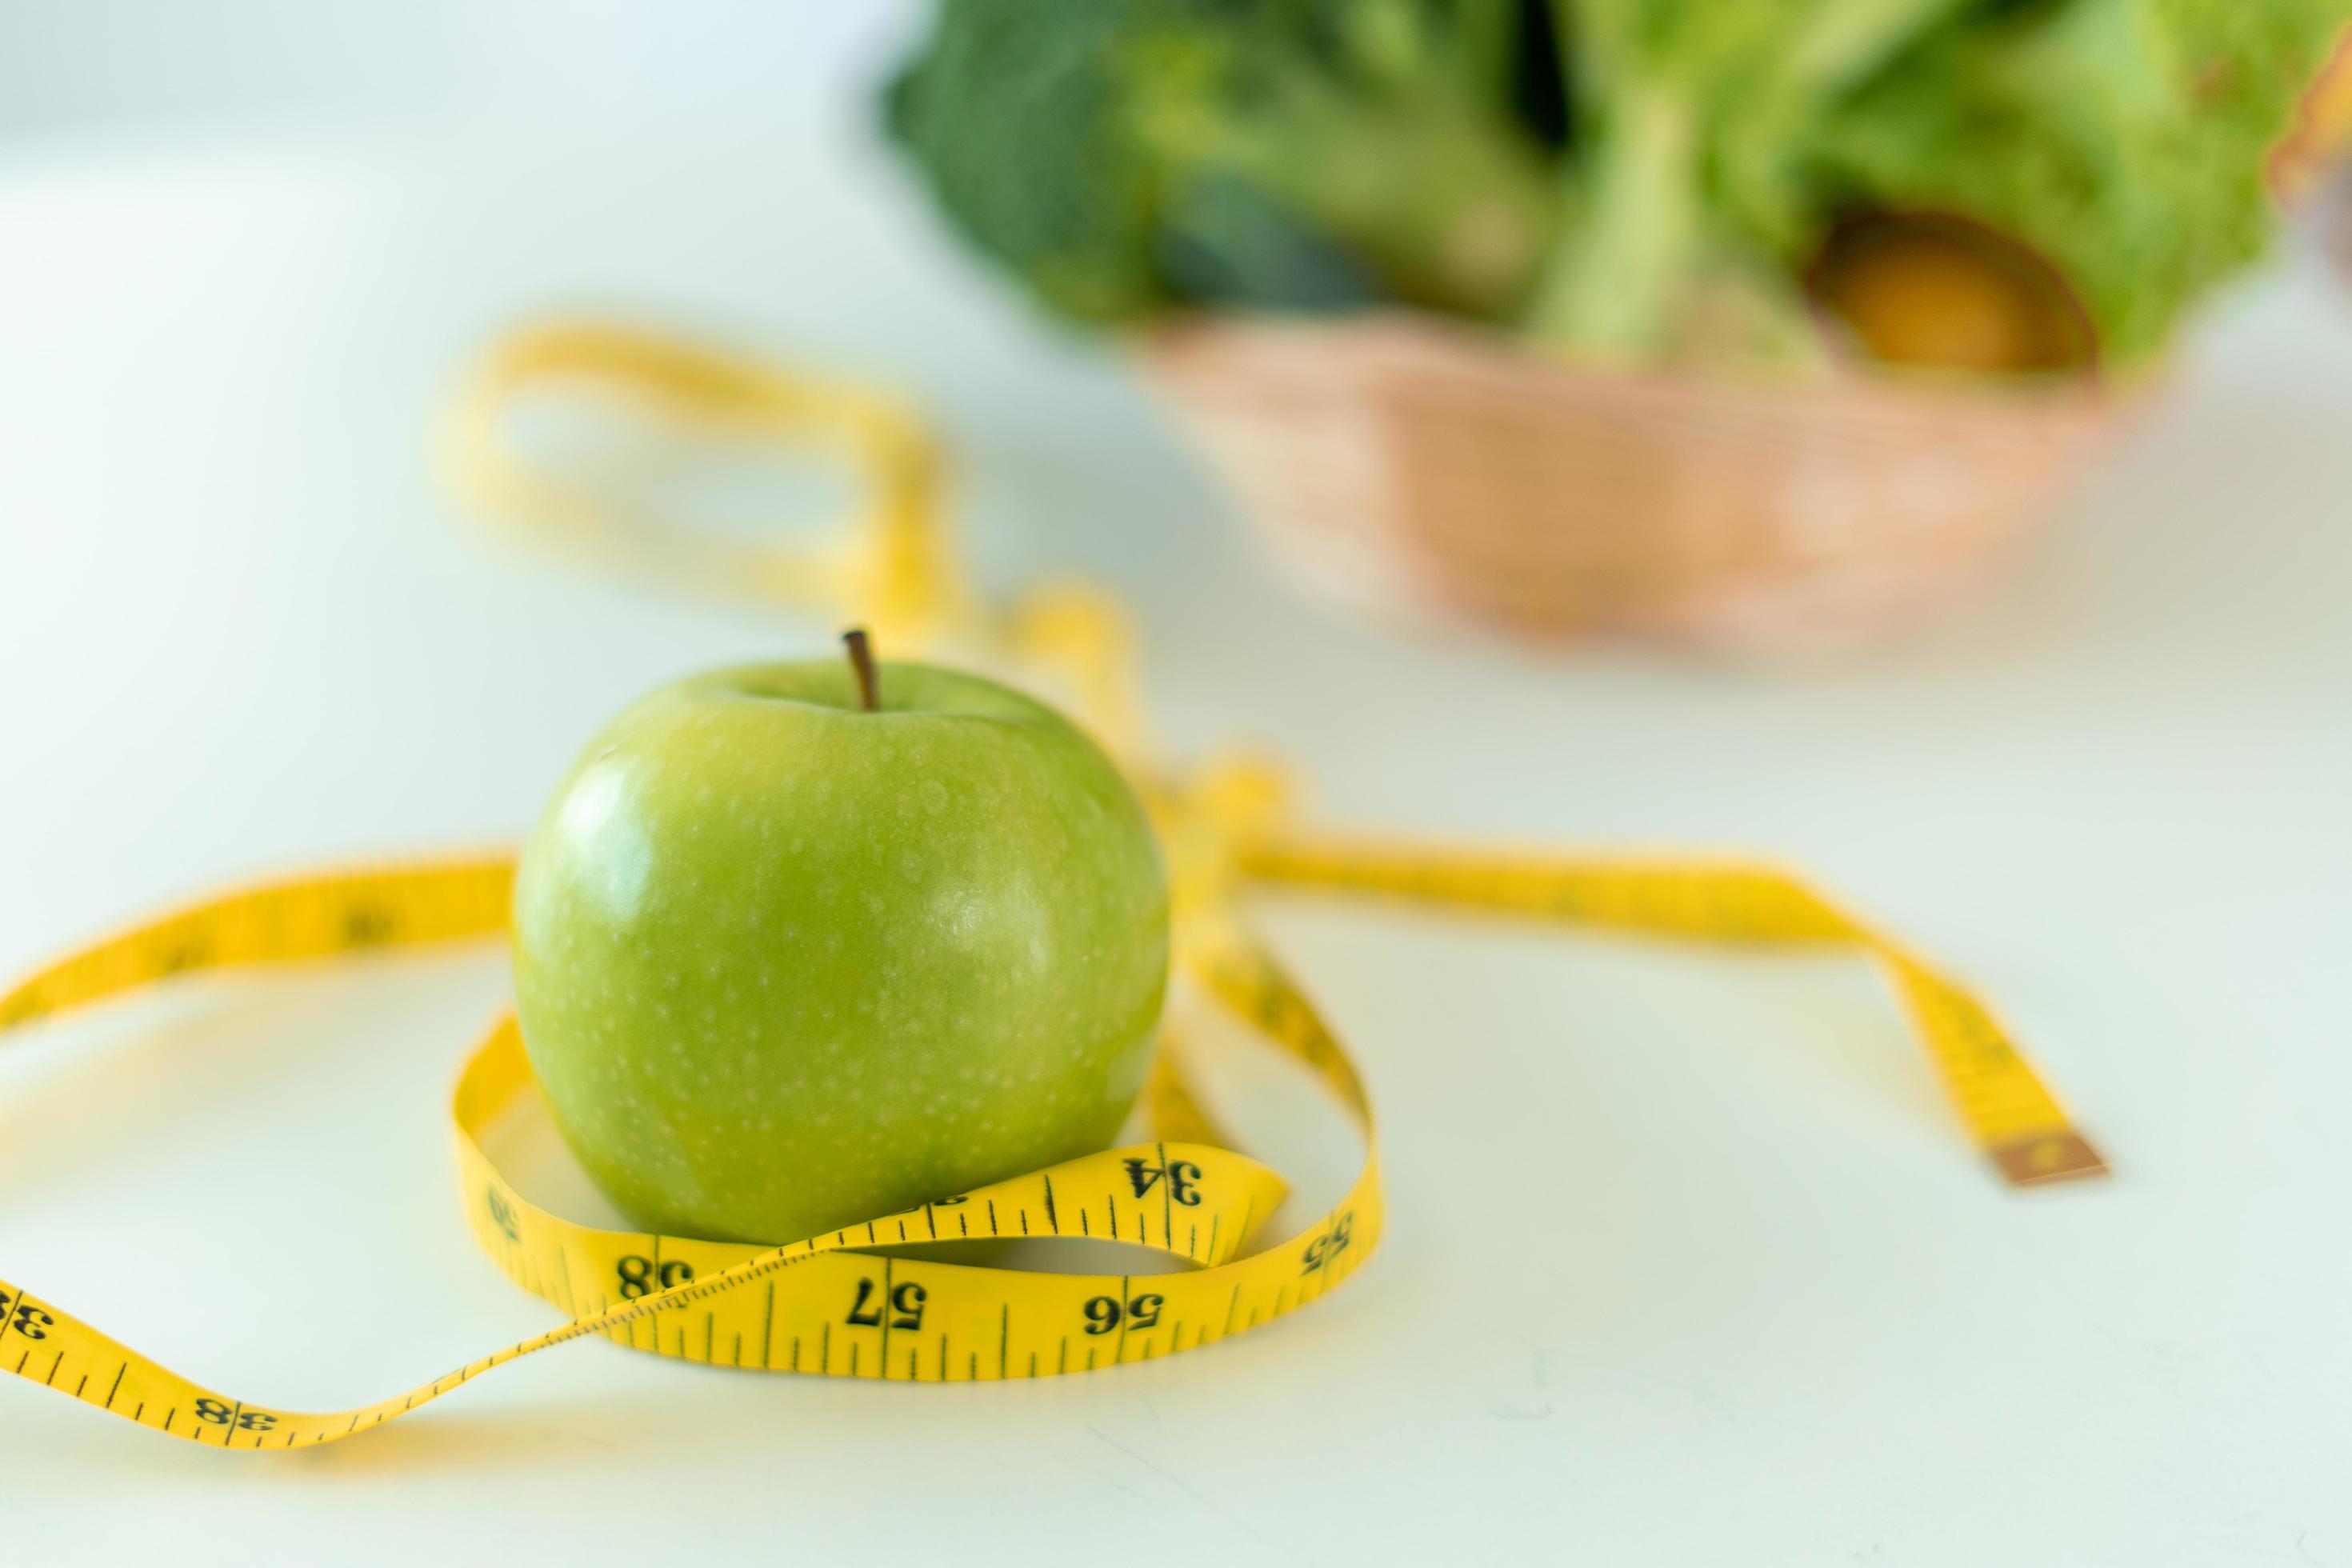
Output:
[1989, 1132, 2110, 1188]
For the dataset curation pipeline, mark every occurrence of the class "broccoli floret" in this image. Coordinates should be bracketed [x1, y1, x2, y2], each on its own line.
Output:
[885, 0, 1562, 326]
[884, 0, 1174, 323]
[1130, 0, 1563, 317]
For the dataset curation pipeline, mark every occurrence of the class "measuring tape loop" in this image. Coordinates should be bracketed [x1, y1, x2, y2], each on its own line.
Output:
[0, 852, 1376, 1446]
[445, 319, 959, 645]
[0, 318, 2104, 1449]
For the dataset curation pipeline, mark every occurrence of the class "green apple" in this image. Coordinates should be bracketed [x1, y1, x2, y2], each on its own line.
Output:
[511, 638, 1168, 1246]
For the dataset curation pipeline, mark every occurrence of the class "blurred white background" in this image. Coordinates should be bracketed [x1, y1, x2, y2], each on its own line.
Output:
[2, 5, 2350, 1566]
[0, 1, 908, 137]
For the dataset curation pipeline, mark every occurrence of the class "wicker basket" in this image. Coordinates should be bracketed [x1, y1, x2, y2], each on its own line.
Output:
[1141, 314, 2130, 653]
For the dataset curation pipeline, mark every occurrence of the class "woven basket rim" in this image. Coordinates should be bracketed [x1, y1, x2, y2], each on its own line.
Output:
[1134, 306, 2141, 650]
[1141, 309, 2127, 423]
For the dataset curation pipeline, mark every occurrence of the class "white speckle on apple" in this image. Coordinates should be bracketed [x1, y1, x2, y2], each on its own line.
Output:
[549, 764, 652, 920]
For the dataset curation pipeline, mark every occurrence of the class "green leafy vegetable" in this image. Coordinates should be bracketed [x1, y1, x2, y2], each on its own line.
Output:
[883, 2, 1170, 322]
[883, 0, 2350, 369]
[885, 0, 1561, 322]
[1801, 0, 2352, 362]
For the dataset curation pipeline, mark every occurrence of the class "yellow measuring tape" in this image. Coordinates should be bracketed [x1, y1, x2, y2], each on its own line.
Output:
[0, 322, 2105, 1450]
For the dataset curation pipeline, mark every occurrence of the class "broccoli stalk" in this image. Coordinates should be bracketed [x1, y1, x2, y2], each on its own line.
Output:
[1522, 0, 1979, 362]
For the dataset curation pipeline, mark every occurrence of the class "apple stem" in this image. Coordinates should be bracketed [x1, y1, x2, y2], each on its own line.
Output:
[842, 628, 881, 712]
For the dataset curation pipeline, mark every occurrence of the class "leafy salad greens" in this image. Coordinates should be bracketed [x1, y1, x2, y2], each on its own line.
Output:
[885, 0, 2348, 370]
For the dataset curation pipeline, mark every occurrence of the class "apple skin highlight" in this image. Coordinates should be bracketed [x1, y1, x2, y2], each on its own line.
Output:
[512, 657, 1169, 1246]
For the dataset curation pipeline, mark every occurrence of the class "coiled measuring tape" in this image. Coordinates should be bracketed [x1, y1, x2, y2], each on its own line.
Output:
[0, 323, 2105, 1450]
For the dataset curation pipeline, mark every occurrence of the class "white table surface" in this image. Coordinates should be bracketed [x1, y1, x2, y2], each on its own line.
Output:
[4, 41, 2351, 1568]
